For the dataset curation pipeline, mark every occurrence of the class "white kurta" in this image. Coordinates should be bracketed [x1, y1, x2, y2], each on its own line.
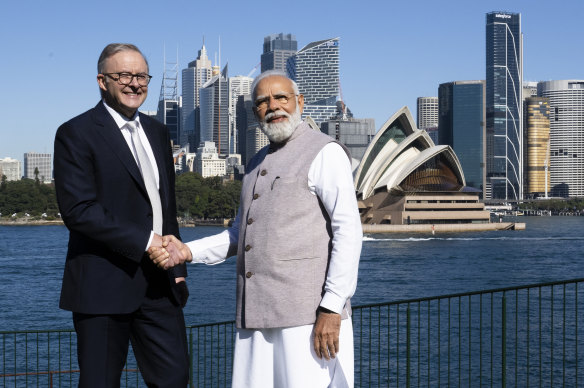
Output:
[186, 141, 362, 388]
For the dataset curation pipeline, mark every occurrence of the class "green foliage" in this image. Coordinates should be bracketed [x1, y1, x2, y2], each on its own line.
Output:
[175, 172, 241, 220]
[0, 173, 242, 220]
[0, 179, 59, 216]
[519, 198, 584, 212]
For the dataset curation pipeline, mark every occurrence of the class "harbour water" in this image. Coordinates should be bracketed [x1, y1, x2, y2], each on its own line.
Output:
[1, 216, 583, 331]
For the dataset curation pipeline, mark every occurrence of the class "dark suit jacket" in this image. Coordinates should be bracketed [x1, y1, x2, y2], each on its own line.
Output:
[54, 102, 187, 314]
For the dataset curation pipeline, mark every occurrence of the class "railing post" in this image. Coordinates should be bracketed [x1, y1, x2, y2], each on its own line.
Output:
[406, 306, 411, 388]
[502, 294, 506, 388]
[188, 328, 194, 388]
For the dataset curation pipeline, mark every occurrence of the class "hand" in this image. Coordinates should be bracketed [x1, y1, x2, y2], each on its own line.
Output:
[148, 235, 192, 270]
[313, 308, 341, 360]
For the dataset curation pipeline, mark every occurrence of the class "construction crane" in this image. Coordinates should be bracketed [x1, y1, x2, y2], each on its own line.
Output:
[246, 62, 261, 78]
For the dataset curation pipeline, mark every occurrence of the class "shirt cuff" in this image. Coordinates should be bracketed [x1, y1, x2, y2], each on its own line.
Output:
[145, 231, 155, 251]
[320, 291, 346, 314]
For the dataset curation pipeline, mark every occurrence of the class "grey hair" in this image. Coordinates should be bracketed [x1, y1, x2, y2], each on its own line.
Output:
[251, 70, 299, 100]
[97, 43, 149, 74]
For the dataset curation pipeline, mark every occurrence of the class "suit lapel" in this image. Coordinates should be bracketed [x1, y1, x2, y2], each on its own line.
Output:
[92, 103, 148, 195]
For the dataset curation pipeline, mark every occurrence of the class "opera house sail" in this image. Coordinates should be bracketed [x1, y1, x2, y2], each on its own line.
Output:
[355, 107, 491, 226]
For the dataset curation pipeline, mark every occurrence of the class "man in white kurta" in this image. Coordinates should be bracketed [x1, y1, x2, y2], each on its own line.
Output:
[149, 70, 362, 388]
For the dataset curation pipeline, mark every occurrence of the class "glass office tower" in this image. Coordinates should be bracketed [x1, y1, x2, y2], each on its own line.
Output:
[486, 11, 523, 200]
[438, 81, 486, 193]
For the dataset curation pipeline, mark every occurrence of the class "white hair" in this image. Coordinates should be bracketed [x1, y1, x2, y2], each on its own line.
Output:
[251, 70, 300, 100]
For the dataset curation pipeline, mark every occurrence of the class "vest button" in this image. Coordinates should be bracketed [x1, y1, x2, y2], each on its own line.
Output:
[253, 193, 259, 200]
[246, 271, 253, 278]
[260, 169, 267, 176]
[247, 218, 254, 225]
[245, 244, 252, 251]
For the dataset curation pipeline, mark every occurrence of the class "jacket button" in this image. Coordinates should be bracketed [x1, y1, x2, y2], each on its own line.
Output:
[260, 169, 267, 176]
[245, 244, 252, 251]
[253, 193, 259, 200]
[246, 271, 253, 278]
[247, 218, 254, 225]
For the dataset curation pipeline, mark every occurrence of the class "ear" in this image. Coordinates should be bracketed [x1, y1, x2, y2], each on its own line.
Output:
[297, 94, 304, 114]
[97, 74, 107, 92]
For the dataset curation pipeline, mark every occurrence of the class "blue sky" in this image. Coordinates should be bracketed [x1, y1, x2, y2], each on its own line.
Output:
[1, 0, 582, 164]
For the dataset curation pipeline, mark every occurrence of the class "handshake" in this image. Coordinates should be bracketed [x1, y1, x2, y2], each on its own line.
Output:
[149, 235, 192, 270]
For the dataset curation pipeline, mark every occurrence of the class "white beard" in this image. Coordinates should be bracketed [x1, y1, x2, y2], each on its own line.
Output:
[259, 108, 302, 143]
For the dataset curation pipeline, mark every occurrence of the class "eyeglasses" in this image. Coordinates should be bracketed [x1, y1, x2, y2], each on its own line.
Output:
[103, 72, 152, 86]
[254, 92, 296, 111]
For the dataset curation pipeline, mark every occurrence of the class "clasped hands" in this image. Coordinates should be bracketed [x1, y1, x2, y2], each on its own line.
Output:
[149, 235, 192, 270]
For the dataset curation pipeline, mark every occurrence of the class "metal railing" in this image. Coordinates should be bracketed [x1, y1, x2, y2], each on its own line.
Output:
[1, 278, 582, 387]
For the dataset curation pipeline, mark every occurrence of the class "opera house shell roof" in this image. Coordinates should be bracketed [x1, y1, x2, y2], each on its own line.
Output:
[354, 107, 489, 226]
[355, 106, 465, 199]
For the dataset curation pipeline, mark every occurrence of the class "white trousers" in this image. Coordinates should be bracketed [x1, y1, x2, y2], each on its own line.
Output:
[231, 318, 353, 388]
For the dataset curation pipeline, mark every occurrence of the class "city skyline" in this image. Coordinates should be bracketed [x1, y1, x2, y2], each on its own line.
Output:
[1, 0, 582, 163]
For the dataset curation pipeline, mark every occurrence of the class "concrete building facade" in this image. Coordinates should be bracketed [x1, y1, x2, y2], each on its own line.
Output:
[0, 157, 21, 181]
[24, 152, 52, 183]
[538, 80, 584, 197]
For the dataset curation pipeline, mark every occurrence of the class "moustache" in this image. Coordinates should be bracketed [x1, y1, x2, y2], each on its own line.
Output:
[264, 111, 291, 123]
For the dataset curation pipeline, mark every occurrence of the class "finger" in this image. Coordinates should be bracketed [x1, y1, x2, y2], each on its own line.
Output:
[162, 236, 170, 247]
[313, 337, 322, 359]
[152, 250, 169, 265]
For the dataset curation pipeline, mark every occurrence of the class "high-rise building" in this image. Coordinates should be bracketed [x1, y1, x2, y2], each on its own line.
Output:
[236, 94, 263, 166]
[320, 118, 375, 161]
[200, 65, 230, 156]
[486, 11, 523, 200]
[287, 37, 340, 125]
[24, 152, 52, 183]
[538, 80, 584, 197]
[438, 80, 486, 193]
[261, 33, 297, 73]
[523, 97, 551, 198]
[417, 97, 439, 130]
[228, 76, 253, 155]
[181, 43, 213, 148]
[417, 97, 439, 144]
[0, 157, 21, 181]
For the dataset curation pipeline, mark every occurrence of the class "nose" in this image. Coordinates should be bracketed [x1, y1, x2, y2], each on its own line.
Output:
[267, 96, 280, 111]
[128, 75, 141, 88]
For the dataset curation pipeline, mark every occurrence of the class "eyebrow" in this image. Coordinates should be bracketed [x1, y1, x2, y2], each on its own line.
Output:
[255, 91, 292, 100]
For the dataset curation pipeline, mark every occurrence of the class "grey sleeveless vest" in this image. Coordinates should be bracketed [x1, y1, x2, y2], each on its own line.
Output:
[235, 122, 351, 329]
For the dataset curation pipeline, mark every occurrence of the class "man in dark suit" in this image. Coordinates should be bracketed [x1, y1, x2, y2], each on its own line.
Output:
[54, 43, 189, 387]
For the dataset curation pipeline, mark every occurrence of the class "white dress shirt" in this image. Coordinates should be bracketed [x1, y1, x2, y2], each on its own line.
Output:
[186, 141, 362, 315]
[102, 101, 160, 250]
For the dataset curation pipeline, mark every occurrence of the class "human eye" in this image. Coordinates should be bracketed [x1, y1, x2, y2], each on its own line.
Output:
[255, 98, 268, 109]
[274, 94, 288, 103]
[118, 73, 132, 82]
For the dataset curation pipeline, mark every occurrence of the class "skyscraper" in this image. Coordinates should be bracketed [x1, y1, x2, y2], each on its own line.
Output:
[287, 37, 340, 125]
[24, 152, 51, 183]
[261, 33, 297, 73]
[417, 97, 439, 144]
[523, 97, 550, 198]
[486, 11, 523, 200]
[438, 81, 486, 193]
[181, 43, 213, 148]
[200, 65, 230, 156]
[538, 80, 584, 197]
[228, 76, 253, 154]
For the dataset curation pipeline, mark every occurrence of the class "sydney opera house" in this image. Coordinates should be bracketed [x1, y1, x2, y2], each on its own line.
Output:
[353, 107, 491, 226]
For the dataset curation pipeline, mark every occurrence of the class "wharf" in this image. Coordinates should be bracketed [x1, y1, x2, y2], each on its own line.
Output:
[363, 222, 526, 233]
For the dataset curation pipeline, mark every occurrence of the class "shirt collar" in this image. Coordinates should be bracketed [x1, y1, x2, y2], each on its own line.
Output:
[102, 100, 141, 130]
